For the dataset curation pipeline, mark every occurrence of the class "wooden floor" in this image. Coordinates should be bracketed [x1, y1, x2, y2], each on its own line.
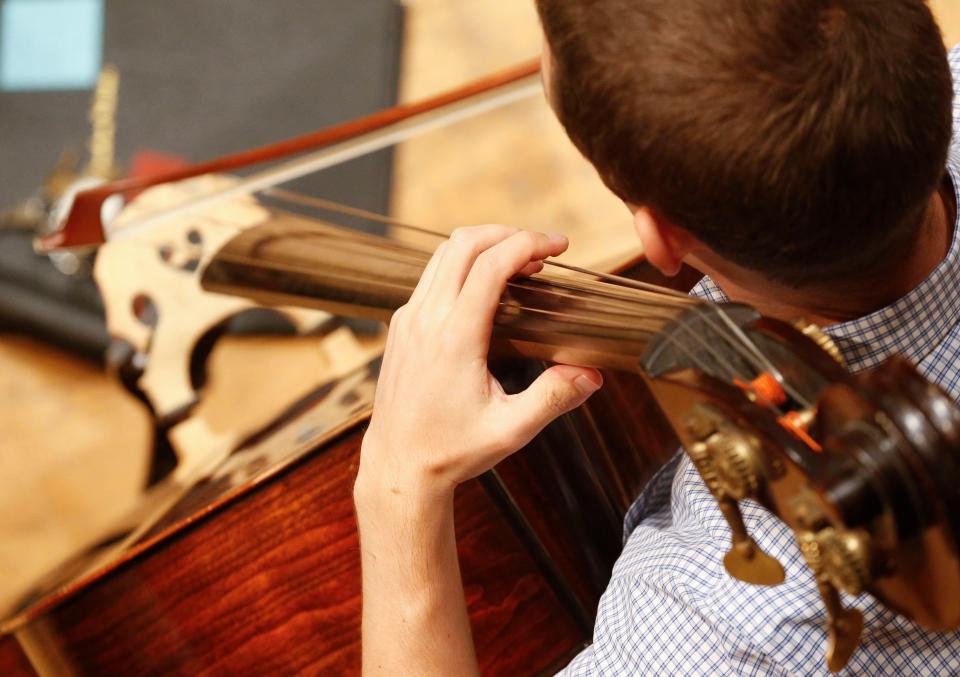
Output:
[935, 0, 960, 47]
[2, 0, 959, 619]
[393, 0, 641, 272]
[394, 0, 960, 268]
[0, 338, 150, 615]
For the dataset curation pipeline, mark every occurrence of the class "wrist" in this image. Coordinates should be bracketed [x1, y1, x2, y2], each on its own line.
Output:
[353, 459, 456, 517]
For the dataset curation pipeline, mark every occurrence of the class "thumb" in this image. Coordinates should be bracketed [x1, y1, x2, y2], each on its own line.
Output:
[504, 365, 603, 445]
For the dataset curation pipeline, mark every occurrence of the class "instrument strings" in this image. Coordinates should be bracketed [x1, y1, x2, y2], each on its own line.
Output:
[260, 187, 698, 344]
[265, 187, 691, 296]
[211, 186, 798, 409]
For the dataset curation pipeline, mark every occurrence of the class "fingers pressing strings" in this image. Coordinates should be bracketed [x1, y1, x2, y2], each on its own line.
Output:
[427, 225, 521, 309]
[256, 189, 808, 409]
[454, 230, 570, 356]
[262, 186, 696, 308]
[256, 187, 711, 355]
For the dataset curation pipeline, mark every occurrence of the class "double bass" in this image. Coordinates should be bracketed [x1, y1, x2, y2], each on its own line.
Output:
[2, 62, 957, 675]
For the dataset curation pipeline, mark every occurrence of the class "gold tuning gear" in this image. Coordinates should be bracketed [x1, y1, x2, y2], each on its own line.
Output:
[794, 320, 845, 367]
[684, 402, 868, 670]
[819, 528, 871, 597]
[710, 430, 761, 500]
[684, 408, 786, 586]
[797, 527, 872, 672]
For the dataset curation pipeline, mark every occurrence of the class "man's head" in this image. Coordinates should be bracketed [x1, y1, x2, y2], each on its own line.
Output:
[537, 0, 953, 288]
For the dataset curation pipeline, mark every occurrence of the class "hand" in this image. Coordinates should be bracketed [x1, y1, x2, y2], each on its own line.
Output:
[356, 225, 603, 502]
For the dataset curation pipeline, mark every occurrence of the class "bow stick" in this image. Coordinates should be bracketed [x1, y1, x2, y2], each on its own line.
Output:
[38, 59, 542, 252]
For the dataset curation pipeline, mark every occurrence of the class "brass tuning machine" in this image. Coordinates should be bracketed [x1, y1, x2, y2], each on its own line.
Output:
[645, 306, 960, 672]
[681, 397, 870, 672]
[683, 405, 786, 586]
[796, 527, 870, 672]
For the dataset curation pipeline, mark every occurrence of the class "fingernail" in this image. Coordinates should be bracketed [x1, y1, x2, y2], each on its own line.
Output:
[547, 232, 568, 245]
[574, 373, 602, 394]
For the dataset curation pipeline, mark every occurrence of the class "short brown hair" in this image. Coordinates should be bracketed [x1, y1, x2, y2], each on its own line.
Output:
[537, 0, 953, 287]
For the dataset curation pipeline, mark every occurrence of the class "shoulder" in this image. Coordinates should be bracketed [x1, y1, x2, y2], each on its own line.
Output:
[949, 44, 960, 161]
[560, 457, 794, 676]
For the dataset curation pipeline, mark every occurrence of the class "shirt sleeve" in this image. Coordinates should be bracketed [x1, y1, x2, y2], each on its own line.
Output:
[558, 560, 790, 676]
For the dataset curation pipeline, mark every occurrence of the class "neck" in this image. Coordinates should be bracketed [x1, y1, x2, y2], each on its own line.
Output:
[691, 183, 956, 327]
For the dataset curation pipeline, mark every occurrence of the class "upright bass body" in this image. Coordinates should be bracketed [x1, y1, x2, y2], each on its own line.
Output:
[0, 174, 693, 671]
[8, 58, 693, 671]
[0, 275, 685, 675]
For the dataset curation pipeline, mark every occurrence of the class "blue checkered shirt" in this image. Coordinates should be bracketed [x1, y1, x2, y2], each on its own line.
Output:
[562, 46, 960, 676]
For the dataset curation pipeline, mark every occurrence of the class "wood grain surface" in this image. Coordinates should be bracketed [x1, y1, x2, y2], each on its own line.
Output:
[0, 336, 151, 618]
[0, 633, 35, 677]
[14, 425, 584, 676]
[933, 0, 960, 47]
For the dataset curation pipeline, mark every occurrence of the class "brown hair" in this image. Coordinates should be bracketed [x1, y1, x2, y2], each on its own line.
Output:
[537, 0, 954, 287]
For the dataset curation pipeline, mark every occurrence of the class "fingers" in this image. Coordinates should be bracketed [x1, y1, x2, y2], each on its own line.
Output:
[375, 304, 406, 404]
[517, 260, 545, 277]
[453, 231, 568, 353]
[425, 225, 519, 306]
[497, 365, 603, 450]
[406, 242, 447, 309]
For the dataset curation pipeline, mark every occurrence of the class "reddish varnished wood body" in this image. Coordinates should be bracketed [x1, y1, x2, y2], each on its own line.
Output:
[4, 260, 695, 674]
[11, 425, 586, 675]
[0, 634, 34, 676]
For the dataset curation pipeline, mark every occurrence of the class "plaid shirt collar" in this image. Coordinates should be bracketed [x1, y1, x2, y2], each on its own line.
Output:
[691, 161, 960, 374]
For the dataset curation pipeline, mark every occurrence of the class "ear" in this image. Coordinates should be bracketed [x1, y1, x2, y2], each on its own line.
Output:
[633, 207, 697, 276]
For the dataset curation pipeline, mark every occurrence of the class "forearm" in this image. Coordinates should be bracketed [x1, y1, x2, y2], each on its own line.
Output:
[354, 472, 479, 676]
[350, 225, 596, 674]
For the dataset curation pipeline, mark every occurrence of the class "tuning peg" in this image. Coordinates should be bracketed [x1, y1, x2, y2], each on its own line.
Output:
[710, 428, 761, 500]
[793, 320, 846, 367]
[797, 528, 870, 672]
[819, 577, 864, 672]
[717, 498, 786, 585]
[686, 436, 786, 586]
